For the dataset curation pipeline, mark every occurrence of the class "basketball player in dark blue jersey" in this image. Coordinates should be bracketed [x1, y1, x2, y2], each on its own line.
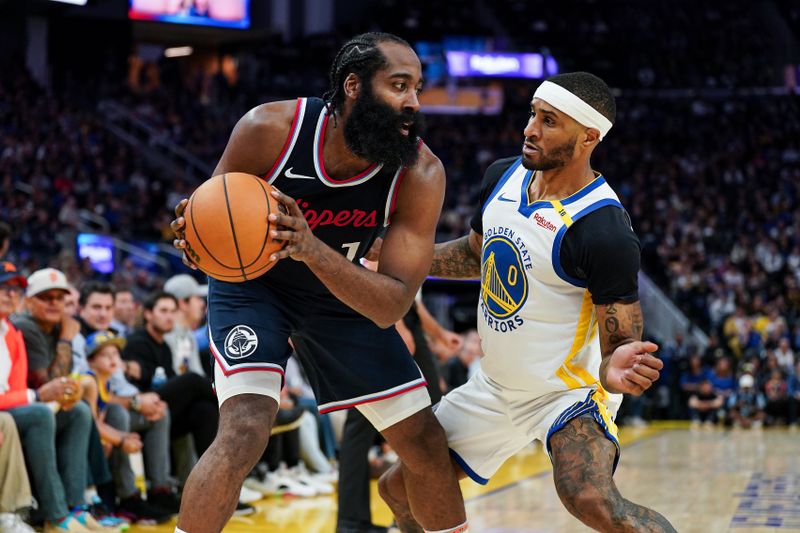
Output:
[170, 33, 468, 533]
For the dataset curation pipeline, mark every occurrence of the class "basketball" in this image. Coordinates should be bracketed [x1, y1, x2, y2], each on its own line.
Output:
[183, 172, 285, 282]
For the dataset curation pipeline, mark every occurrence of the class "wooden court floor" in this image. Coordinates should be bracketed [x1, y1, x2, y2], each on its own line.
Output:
[132, 423, 800, 532]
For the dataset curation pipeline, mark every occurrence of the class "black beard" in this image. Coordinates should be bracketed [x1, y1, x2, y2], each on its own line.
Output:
[521, 135, 576, 171]
[343, 87, 425, 169]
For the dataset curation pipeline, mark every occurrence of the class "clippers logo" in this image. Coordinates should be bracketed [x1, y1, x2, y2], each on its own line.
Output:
[295, 199, 378, 231]
[534, 213, 557, 232]
[481, 236, 528, 319]
[224, 325, 259, 359]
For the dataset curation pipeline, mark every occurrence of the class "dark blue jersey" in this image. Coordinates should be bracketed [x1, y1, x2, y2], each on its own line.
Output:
[258, 97, 413, 300]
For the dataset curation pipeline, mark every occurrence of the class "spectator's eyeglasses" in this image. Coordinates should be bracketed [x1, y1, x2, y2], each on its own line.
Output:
[0, 285, 23, 296]
[34, 292, 65, 303]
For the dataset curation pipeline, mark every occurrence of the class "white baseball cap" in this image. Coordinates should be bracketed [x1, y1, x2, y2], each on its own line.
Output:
[164, 274, 208, 300]
[26, 268, 70, 297]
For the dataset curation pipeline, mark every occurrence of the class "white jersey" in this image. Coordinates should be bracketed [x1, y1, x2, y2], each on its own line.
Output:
[477, 157, 624, 396]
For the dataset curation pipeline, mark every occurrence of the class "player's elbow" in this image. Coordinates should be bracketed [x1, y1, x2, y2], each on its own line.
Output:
[374, 319, 396, 330]
[372, 300, 414, 329]
[373, 309, 404, 329]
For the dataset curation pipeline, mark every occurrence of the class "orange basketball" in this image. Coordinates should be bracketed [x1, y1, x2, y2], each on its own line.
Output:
[183, 172, 285, 282]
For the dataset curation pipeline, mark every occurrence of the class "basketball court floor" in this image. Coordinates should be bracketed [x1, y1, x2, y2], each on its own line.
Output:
[132, 423, 800, 532]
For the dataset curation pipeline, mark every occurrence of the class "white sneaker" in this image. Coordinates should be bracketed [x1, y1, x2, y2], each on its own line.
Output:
[0, 513, 37, 533]
[239, 485, 263, 504]
[269, 469, 317, 498]
[244, 476, 277, 497]
[289, 464, 334, 495]
[311, 468, 338, 484]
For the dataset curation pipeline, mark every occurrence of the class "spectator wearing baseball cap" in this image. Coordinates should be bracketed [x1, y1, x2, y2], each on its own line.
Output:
[10, 268, 82, 390]
[163, 275, 207, 377]
[0, 262, 94, 532]
[82, 331, 175, 523]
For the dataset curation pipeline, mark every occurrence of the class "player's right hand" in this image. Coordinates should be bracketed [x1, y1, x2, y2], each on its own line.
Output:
[170, 198, 198, 270]
[602, 341, 662, 396]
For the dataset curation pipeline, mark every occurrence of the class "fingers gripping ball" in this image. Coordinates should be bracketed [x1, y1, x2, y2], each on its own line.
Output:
[183, 172, 286, 282]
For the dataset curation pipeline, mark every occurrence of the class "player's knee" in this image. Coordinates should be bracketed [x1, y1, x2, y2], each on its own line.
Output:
[556, 481, 620, 526]
[216, 416, 270, 469]
[215, 396, 275, 468]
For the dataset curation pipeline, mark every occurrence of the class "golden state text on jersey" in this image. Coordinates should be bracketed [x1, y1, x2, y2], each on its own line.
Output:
[480, 226, 533, 332]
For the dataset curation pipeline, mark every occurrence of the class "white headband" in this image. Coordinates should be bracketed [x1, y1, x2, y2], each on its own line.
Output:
[533, 80, 613, 141]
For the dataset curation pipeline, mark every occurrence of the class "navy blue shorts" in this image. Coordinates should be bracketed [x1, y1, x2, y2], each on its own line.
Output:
[206, 276, 426, 413]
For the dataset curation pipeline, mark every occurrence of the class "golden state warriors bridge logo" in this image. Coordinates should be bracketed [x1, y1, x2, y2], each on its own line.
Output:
[480, 234, 528, 332]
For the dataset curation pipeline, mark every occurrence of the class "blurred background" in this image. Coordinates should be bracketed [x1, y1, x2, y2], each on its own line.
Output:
[0, 1, 799, 529]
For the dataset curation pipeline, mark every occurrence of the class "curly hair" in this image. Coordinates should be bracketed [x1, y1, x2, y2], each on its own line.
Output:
[322, 32, 411, 123]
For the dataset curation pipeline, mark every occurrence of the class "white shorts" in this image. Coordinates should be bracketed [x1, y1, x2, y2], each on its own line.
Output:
[214, 360, 431, 432]
[434, 370, 621, 484]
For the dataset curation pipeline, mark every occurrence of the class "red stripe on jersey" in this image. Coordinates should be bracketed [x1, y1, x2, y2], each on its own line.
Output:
[316, 112, 379, 183]
[263, 98, 303, 181]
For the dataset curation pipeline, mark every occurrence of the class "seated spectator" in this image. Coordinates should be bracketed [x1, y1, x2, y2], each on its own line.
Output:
[0, 263, 98, 532]
[109, 290, 137, 339]
[163, 275, 207, 377]
[10, 269, 81, 390]
[763, 369, 789, 425]
[72, 283, 140, 398]
[82, 331, 174, 523]
[775, 338, 795, 376]
[710, 357, 736, 399]
[122, 292, 218, 455]
[727, 373, 766, 429]
[680, 354, 711, 404]
[687, 379, 723, 426]
[0, 407, 34, 532]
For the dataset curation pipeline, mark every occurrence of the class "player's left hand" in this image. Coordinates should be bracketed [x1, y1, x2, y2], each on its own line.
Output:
[602, 341, 662, 396]
[268, 188, 322, 263]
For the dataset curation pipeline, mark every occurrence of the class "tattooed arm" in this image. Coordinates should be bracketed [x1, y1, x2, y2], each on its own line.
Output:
[595, 301, 662, 395]
[429, 230, 482, 279]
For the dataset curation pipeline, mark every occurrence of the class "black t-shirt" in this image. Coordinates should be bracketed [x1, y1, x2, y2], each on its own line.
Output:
[10, 313, 61, 372]
[470, 157, 641, 305]
[122, 328, 176, 391]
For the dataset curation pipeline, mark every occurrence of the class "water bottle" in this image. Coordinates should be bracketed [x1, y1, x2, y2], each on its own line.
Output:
[152, 366, 167, 389]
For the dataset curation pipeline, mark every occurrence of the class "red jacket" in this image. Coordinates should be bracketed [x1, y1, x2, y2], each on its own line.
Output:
[0, 318, 32, 410]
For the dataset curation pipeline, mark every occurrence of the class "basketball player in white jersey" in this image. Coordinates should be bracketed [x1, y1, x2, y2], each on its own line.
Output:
[379, 72, 676, 532]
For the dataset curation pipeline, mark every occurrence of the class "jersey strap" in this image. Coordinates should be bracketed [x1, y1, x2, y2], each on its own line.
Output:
[264, 98, 307, 183]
